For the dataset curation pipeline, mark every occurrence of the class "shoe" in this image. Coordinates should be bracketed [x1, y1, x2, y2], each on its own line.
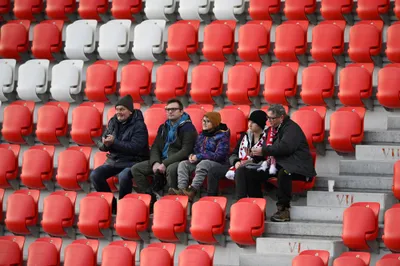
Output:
[183, 186, 197, 201]
[112, 197, 117, 215]
[271, 206, 290, 222]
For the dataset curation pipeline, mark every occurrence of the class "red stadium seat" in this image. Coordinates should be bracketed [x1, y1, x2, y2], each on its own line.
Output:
[85, 61, 118, 102]
[294, 250, 330, 266]
[386, 22, 400, 63]
[185, 104, 213, 133]
[140, 243, 175, 266]
[94, 152, 118, 192]
[0, 188, 4, 221]
[263, 62, 299, 107]
[5, 189, 40, 235]
[155, 61, 189, 103]
[274, 21, 308, 64]
[329, 107, 365, 153]
[357, 0, 389, 22]
[152, 195, 189, 243]
[220, 106, 249, 151]
[301, 63, 336, 107]
[284, 0, 317, 24]
[41, 191, 77, 238]
[179, 245, 215, 266]
[56, 146, 92, 191]
[13, 0, 43, 20]
[32, 20, 64, 60]
[102, 241, 137, 266]
[376, 254, 400, 266]
[248, 0, 280, 21]
[311, 21, 346, 65]
[167, 20, 200, 62]
[78, 0, 108, 21]
[377, 64, 400, 109]
[144, 105, 167, 146]
[394, 161, 400, 200]
[0, 20, 30, 61]
[320, 0, 354, 24]
[70, 102, 104, 145]
[46, 0, 76, 20]
[382, 203, 400, 252]
[119, 61, 153, 105]
[111, 0, 142, 20]
[342, 202, 380, 250]
[338, 63, 373, 108]
[190, 62, 224, 106]
[0, 236, 25, 266]
[27, 237, 62, 266]
[202, 20, 236, 64]
[64, 239, 99, 266]
[78, 192, 113, 239]
[348, 21, 383, 65]
[229, 198, 266, 246]
[36, 101, 69, 145]
[0, 0, 10, 16]
[227, 62, 262, 106]
[190, 196, 227, 245]
[0, 144, 20, 189]
[333, 252, 370, 266]
[238, 21, 272, 63]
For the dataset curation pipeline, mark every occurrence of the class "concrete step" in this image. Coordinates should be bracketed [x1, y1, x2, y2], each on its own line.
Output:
[240, 254, 295, 266]
[355, 145, 400, 160]
[339, 160, 395, 176]
[315, 174, 393, 191]
[387, 116, 400, 130]
[363, 130, 400, 144]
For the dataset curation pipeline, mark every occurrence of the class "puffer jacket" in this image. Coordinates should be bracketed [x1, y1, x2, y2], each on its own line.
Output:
[194, 123, 230, 163]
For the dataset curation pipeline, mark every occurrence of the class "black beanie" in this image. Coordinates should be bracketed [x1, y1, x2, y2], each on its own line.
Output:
[249, 110, 267, 129]
[115, 95, 134, 113]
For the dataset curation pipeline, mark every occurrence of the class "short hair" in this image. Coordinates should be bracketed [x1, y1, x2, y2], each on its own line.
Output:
[267, 104, 287, 117]
[166, 98, 184, 110]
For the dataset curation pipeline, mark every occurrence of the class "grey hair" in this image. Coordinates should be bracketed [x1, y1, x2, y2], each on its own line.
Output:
[267, 104, 287, 117]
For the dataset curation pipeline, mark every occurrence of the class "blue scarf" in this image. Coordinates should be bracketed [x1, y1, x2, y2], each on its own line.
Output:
[162, 113, 189, 159]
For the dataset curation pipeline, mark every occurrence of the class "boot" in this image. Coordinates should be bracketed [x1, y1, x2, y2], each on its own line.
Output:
[183, 186, 197, 201]
[271, 206, 290, 222]
[111, 197, 117, 215]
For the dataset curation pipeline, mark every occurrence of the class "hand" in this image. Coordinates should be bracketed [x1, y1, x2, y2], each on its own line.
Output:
[240, 160, 252, 166]
[152, 162, 161, 174]
[103, 135, 115, 147]
[251, 147, 263, 156]
[157, 163, 166, 174]
[189, 154, 198, 163]
[235, 161, 241, 169]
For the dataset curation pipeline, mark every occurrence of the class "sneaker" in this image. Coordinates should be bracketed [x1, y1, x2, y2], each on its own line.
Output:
[271, 207, 290, 222]
[183, 186, 197, 201]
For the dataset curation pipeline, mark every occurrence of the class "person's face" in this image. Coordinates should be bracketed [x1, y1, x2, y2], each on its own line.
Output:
[267, 111, 284, 128]
[115, 105, 132, 122]
[202, 116, 213, 131]
[248, 120, 263, 133]
[165, 102, 183, 122]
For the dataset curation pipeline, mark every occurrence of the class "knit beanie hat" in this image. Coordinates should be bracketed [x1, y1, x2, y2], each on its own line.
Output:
[115, 95, 134, 113]
[249, 110, 267, 129]
[204, 112, 221, 128]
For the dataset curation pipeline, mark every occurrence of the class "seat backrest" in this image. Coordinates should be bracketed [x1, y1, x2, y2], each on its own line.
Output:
[17, 59, 50, 102]
[98, 20, 131, 61]
[27, 237, 62, 266]
[0, 59, 16, 102]
[50, 60, 84, 102]
[65, 20, 97, 61]
[133, 20, 166, 61]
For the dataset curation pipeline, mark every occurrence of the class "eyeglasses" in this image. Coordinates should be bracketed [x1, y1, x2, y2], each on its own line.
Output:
[267, 116, 279, 121]
[202, 119, 211, 124]
[165, 108, 181, 112]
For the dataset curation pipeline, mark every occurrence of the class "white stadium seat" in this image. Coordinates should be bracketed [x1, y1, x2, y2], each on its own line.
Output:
[50, 60, 84, 103]
[144, 0, 177, 21]
[98, 20, 132, 61]
[132, 20, 166, 62]
[65, 20, 98, 61]
[213, 0, 245, 21]
[178, 0, 211, 21]
[0, 59, 17, 102]
[16, 60, 50, 102]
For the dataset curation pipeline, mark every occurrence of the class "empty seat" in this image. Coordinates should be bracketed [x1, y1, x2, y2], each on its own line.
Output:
[0, 144, 20, 189]
[167, 20, 200, 62]
[98, 20, 132, 61]
[155, 61, 189, 103]
[213, 0, 245, 21]
[0, 20, 30, 61]
[85, 61, 118, 102]
[114, 194, 151, 241]
[357, 0, 389, 22]
[140, 243, 175, 266]
[238, 21, 272, 63]
[50, 60, 84, 102]
[144, 105, 167, 146]
[78, 0, 108, 20]
[152, 195, 189, 243]
[185, 104, 213, 133]
[179, 245, 215, 266]
[36, 102, 69, 145]
[132, 20, 166, 62]
[5, 189, 40, 235]
[394, 161, 400, 200]
[178, 0, 211, 21]
[111, 0, 142, 20]
[386, 22, 400, 63]
[2, 101, 35, 144]
[16, 60, 50, 102]
[284, 0, 317, 24]
[13, 0, 43, 20]
[144, 0, 177, 21]
[70, 102, 104, 145]
[32, 20, 64, 60]
[248, 0, 280, 21]
[293, 250, 330, 266]
[227, 62, 262, 106]
[229, 198, 266, 245]
[376, 254, 400, 266]
[329, 107, 365, 153]
[0, 236, 25, 266]
[274, 21, 308, 64]
[320, 0, 354, 23]
[102, 241, 137, 266]
[382, 203, 400, 252]
[65, 20, 97, 61]
[46, 0, 76, 20]
[64, 239, 99, 266]
[220, 106, 249, 151]
[0, 59, 17, 102]
[119, 61, 153, 104]
[27, 237, 62, 266]
[342, 202, 380, 250]
[333, 252, 371, 266]
[377, 64, 400, 109]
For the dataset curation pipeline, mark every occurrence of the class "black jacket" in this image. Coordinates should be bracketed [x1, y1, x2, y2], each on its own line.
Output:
[262, 116, 316, 178]
[98, 110, 149, 168]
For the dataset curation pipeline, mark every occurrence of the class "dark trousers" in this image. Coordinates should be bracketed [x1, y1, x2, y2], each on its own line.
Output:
[207, 164, 231, 196]
[275, 168, 307, 208]
[235, 166, 269, 200]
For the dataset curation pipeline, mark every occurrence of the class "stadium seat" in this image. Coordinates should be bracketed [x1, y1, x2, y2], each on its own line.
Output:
[248, 0, 280, 22]
[357, 0, 390, 23]
[98, 20, 132, 61]
[178, 0, 211, 22]
[333, 252, 371, 266]
[32, 20, 64, 61]
[274, 21, 308, 65]
[185, 104, 213, 133]
[132, 20, 166, 62]
[93, 152, 118, 192]
[263, 62, 299, 107]
[78, 0, 108, 21]
[0, 20, 30, 61]
[50, 60, 84, 102]
[13, 0, 43, 20]
[284, 0, 317, 24]
[64, 239, 99, 266]
[70, 102, 104, 145]
[0, 59, 16, 102]
[382, 203, 400, 252]
[227, 62, 262, 106]
[386, 22, 400, 63]
[229, 198, 266, 246]
[36, 102, 69, 145]
[0, 144, 20, 189]
[0, 236, 25, 266]
[56, 146, 92, 191]
[154, 61, 189, 103]
[20, 145, 55, 190]
[213, 0, 245, 21]
[179, 245, 215, 266]
[190, 196, 227, 245]
[85, 61, 118, 102]
[167, 20, 200, 63]
[293, 250, 330, 266]
[348, 21, 384, 65]
[111, 0, 142, 20]
[144, 105, 167, 146]
[46, 0, 76, 20]
[5, 189, 40, 236]
[376, 254, 400, 266]
[202, 20, 236, 64]
[16, 60, 50, 102]
[65, 20, 97, 61]
[320, 0, 354, 24]
[394, 161, 400, 200]
[301, 63, 336, 108]
[342, 202, 380, 250]
[238, 21, 272, 63]
[144, 0, 177, 21]
[220, 105, 249, 151]
[101, 241, 137, 266]
[377, 64, 400, 109]
[0, 0, 10, 17]
[310, 21, 346, 65]
[190, 62, 224, 106]
[27, 237, 62, 266]
[338, 63, 373, 109]
[329, 107, 366, 153]
[0, 188, 4, 220]
[2, 101, 35, 144]
[152, 195, 189, 243]
[140, 243, 175, 266]
[41, 191, 77, 238]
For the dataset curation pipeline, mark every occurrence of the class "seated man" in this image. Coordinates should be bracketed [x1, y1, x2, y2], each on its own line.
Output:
[90, 95, 149, 212]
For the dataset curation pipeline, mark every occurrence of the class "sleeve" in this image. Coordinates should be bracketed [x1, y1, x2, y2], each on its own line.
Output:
[228, 132, 245, 166]
[149, 125, 164, 167]
[110, 120, 149, 155]
[96, 119, 114, 151]
[196, 131, 230, 163]
[262, 123, 300, 157]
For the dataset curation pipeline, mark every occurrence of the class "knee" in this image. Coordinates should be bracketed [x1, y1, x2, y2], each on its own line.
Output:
[131, 164, 141, 177]
[89, 168, 102, 184]
[166, 165, 178, 176]
[119, 169, 132, 183]
[196, 160, 208, 169]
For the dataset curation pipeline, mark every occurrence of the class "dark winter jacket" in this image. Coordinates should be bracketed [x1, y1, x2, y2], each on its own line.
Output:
[262, 116, 316, 178]
[229, 131, 266, 166]
[194, 123, 230, 163]
[98, 110, 149, 168]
